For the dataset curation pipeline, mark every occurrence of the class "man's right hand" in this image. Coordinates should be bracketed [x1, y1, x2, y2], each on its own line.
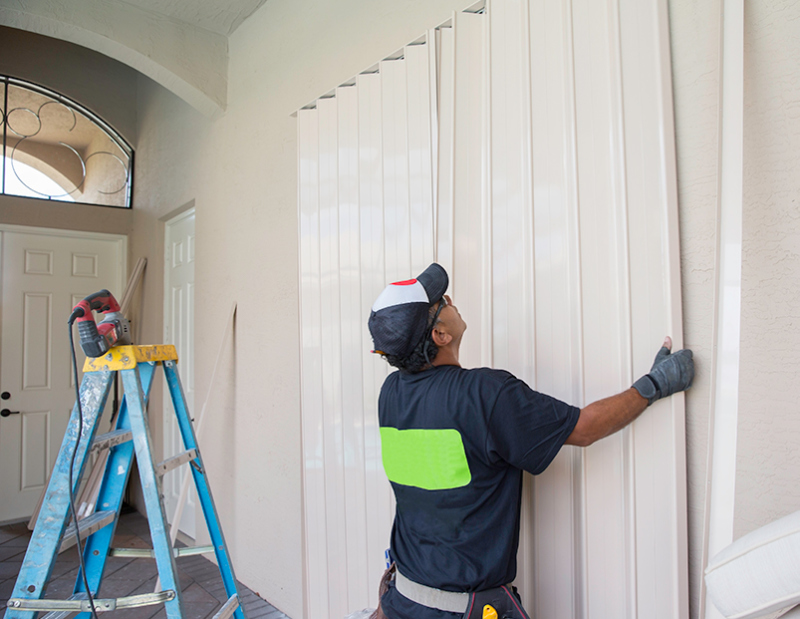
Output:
[632, 337, 694, 405]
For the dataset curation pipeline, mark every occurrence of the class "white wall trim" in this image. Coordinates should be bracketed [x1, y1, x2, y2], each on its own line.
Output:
[0, 223, 127, 242]
[703, 0, 744, 617]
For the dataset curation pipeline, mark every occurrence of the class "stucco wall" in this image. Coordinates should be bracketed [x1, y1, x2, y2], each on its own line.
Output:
[0, 26, 139, 144]
[735, 0, 800, 537]
[0, 195, 132, 236]
[671, 0, 800, 611]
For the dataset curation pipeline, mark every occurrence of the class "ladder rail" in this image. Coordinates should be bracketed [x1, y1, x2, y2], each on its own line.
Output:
[163, 361, 246, 619]
[5, 371, 115, 619]
[72, 362, 158, 611]
[118, 366, 185, 619]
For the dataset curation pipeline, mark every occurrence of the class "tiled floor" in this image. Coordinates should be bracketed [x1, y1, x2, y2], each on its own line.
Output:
[1, 510, 290, 619]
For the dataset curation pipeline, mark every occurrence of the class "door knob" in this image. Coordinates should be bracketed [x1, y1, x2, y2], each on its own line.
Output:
[1, 392, 10, 400]
[1, 409, 20, 417]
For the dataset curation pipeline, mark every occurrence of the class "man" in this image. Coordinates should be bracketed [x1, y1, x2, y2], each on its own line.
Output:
[367, 263, 694, 619]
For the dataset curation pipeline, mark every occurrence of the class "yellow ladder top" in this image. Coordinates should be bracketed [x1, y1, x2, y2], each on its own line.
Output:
[83, 345, 179, 372]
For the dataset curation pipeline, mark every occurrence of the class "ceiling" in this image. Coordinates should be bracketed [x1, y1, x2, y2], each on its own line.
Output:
[0, 0, 272, 115]
[118, 0, 268, 36]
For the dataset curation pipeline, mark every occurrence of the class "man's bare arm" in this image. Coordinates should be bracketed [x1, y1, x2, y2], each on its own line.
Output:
[564, 337, 694, 447]
[565, 388, 648, 447]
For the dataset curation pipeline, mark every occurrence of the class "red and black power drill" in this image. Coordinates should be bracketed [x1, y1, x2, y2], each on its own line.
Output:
[68, 290, 131, 357]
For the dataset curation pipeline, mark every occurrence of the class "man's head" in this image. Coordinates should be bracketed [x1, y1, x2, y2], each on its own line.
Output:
[368, 263, 451, 373]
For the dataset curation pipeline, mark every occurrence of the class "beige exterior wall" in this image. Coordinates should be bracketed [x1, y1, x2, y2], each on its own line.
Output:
[2, 1, 800, 617]
[672, 0, 800, 610]
[0, 194, 132, 235]
[735, 0, 800, 536]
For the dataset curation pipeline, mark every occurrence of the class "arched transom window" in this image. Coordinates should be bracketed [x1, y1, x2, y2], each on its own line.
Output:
[1, 76, 133, 208]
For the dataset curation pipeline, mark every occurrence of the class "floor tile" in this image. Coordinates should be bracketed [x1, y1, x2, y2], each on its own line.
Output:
[0, 562, 23, 579]
[6, 523, 31, 536]
[0, 513, 291, 618]
[98, 576, 145, 598]
[113, 534, 153, 550]
[0, 530, 24, 545]
[102, 555, 137, 577]
[0, 546, 25, 562]
[103, 560, 160, 582]
[42, 575, 79, 599]
[181, 583, 219, 604]
[247, 607, 282, 619]
[1, 577, 17, 601]
[179, 601, 218, 619]
[50, 563, 80, 581]
[197, 584, 231, 604]
[0, 535, 31, 548]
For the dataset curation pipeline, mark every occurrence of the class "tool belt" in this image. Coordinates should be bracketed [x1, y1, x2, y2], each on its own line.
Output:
[460, 586, 531, 619]
[377, 566, 531, 619]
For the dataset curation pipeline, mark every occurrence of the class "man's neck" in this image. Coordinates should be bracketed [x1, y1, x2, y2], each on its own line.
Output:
[432, 347, 460, 368]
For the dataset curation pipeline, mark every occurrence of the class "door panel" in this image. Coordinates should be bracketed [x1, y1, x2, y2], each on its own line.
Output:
[21, 411, 49, 490]
[0, 227, 125, 523]
[23, 293, 52, 390]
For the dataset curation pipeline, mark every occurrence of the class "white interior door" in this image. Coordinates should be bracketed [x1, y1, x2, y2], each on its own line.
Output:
[0, 226, 125, 524]
[163, 209, 196, 538]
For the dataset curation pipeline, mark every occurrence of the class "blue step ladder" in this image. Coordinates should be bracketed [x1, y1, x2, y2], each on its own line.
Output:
[3, 345, 245, 619]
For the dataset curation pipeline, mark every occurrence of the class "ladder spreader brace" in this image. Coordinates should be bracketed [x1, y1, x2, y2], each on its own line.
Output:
[3, 345, 245, 619]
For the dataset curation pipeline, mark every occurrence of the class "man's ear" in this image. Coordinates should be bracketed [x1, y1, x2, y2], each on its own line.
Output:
[431, 325, 452, 347]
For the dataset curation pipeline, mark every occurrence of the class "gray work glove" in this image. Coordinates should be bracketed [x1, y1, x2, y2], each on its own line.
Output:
[632, 337, 694, 405]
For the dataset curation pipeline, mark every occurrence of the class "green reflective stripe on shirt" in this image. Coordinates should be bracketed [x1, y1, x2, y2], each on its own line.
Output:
[380, 427, 472, 490]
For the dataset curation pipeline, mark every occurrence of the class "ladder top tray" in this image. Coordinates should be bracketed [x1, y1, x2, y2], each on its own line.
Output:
[83, 345, 178, 372]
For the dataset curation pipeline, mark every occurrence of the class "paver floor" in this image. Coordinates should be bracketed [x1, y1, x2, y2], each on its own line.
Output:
[0, 510, 290, 619]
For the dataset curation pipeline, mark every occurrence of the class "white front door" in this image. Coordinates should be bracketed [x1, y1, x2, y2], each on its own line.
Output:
[0, 226, 125, 523]
[163, 209, 196, 538]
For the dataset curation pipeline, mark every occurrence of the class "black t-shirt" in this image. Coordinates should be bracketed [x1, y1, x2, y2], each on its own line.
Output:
[378, 365, 580, 619]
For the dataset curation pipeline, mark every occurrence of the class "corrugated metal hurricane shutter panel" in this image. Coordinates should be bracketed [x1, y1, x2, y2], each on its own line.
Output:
[297, 0, 688, 616]
[298, 35, 438, 618]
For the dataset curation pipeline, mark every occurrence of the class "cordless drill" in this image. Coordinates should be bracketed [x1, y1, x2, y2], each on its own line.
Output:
[68, 290, 131, 357]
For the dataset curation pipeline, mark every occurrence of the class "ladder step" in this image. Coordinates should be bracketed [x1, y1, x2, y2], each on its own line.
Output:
[7, 590, 175, 613]
[90, 429, 133, 452]
[109, 545, 214, 558]
[211, 594, 240, 619]
[156, 448, 198, 476]
[59, 510, 115, 554]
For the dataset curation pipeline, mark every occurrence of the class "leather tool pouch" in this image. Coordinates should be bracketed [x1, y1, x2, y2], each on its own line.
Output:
[463, 586, 531, 619]
[371, 564, 396, 619]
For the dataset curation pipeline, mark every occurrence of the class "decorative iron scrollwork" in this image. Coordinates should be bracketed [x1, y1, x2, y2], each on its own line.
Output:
[1, 76, 133, 208]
